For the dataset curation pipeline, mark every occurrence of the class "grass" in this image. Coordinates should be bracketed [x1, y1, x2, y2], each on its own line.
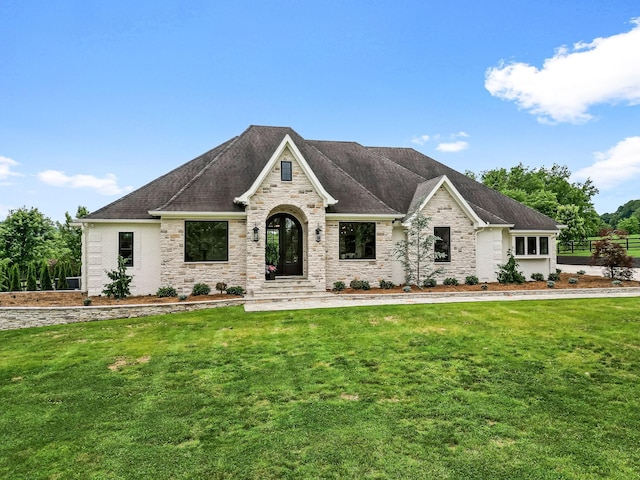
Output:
[1, 299, 640, 479]
[558, 233, 640, 257]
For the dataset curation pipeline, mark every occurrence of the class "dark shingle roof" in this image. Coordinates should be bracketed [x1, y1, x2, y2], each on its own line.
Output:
[84, 125, 559, 230]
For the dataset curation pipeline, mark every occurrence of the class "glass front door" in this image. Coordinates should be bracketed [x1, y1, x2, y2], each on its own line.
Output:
[266, 214, 303, 276]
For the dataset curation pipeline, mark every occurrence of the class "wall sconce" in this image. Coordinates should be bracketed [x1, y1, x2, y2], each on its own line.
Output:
[253, 224, 260, 242]
[315, 224, 322, 242]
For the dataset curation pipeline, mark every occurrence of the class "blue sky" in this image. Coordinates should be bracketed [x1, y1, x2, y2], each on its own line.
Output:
[1, 1, 639, 222]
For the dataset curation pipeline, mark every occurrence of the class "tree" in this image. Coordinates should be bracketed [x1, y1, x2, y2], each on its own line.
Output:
[590, 229, 634, 280]
[556, 204, 587, 244]
[102, 256, 133, 299]
[55, 206, 88, 277]
[0, 207, 56, 271]
[26, 262, 38, 291]
[40, 260, 53, 291]
[55, 261, 69, 290]
[0, 258, 10, 292]
[601, 199, 640, 228]
[478, 163, 600, 236]
[617, 216, 640, 235]
[393, 212, 444, 288]
[9, 264, 21, 292]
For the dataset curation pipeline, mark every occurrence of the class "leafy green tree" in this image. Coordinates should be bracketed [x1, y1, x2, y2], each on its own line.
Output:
[40, 260, 53, 291]
[617, 216, 640, 235]
[556, 204, 587, 244]
[102, 256, 133, 299]
[0, 207, 56, 271]
[393, 212, 444, 288]
[478, 163, 600, 236]
[55, 206, 88, 277]
[601, 199, 640, 228]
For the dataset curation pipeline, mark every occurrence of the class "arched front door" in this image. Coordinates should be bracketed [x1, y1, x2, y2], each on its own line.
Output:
[266, 214, 303, 276]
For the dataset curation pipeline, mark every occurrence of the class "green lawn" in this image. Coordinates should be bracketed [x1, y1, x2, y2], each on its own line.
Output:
[558, 234, 640, 257]
[2, 300, 640, 479]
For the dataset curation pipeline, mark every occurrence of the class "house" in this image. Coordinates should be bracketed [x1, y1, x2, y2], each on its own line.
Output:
[78, 125, 562, 297]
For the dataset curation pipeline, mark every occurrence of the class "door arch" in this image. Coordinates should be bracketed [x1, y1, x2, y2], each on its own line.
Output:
[266, 213, 303, 276]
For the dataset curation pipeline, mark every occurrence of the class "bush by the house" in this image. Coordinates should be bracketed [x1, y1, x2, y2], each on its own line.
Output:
[379, 279, 395, 289]
[443, 277, 459, 286]
[568, 277, 579, 284]
[403, 285, 411, 292]
[548, 272, 560, 282]
[350, 279, 370, 290]
[577, 270, 586, 275]
[215, 282, 228, 294]
[547, 280, 555, 288]
[83, 298, 92, 306]
[156, 286, 178, 298]
[192, 283, 211, 296]
[531, 273, 545, 281]
[225, 286, 245, 296]
[102, 256, 133, 299]
[465, 275, 479, 285]
[332, 281, 346, 292]
[496, 251, 525, 284]
[179, 294, 188, 301]
[422, 278, 437, 288]
[612, 279, 622, 287]
[481, 283, 488, 291]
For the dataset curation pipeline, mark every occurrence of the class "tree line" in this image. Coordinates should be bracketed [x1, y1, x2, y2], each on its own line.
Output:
[0, 206, 87, 292]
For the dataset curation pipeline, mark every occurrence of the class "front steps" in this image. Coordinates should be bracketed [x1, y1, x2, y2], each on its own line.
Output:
[248, 277, 331, 302]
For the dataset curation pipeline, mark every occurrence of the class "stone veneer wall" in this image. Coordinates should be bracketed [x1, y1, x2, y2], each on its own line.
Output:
[160, 218, 247, 295]
[244, 147, 327, 296]
[420, 186, 477, 281]
[0, 299, 244, 331]
[325, 220, 395, 288]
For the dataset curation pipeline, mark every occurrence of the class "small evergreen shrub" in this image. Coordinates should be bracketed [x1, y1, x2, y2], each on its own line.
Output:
[403, 285, 411, 292]
[496, 251, 525, 284]
[548, 272, 560, 281]
[443, 277, 459, 286]
[226, 286, 245, 296]
[332, 281, 346, 292]
[422, 278, 437, 288]
[10, 264, 21, 292]
[531, 273, 545, 281]
[83, 298, 92, 306]
[179, 294, 188, 301]
[350, 279, 370, 290]
[26, 263, 38, 291]
[102, 256, 133, 299]
[379, 279, 395, 289]
[192, 283, 211, 296]
[612, 280, 622, 287]
[215, 282, 228, 294]
[464, 275, 479, 285]
[481, 283, 488, 291]
[577, 270, 586, 275]
[547, 280, 555, 288]
[157, 286, 178, 298]
[568, 277, 579, 284]
[40, 261, 53, 291]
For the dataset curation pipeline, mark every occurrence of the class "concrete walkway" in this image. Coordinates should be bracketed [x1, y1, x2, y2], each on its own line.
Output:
[244, 264, 640, 312]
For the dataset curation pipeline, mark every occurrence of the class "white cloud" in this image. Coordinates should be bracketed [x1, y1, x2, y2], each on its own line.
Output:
[0, 156, 23, 181]
[37, 170, 133, 195]
[485, 18, 640, 123]
[573, 136, 640, 189]
[436, 141, 469, 153]
[411, 134, 430, 145]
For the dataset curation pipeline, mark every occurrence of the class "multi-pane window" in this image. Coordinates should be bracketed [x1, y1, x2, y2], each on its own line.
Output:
[281, 161, 292, 181]
[184, 221, 228, 262]
[339, 222, 376, 259]
[434, 227, 451, 262]
[515, 236, 551, 256]
[118, 232, 134, 267]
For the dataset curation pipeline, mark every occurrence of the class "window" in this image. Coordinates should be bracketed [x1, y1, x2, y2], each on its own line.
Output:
[119, 232, 134, 266]
[184, 221, 228, 262]
[514, 236, 551, 256]
[434, 227, 451, 262]
[339, 222, 375, 259]
[281, 161, 292, 181]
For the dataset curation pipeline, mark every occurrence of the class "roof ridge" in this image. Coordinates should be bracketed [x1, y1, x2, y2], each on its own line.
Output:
[156, 133, 242, 211]
[305, 142, 401, 215]
[363, 145, 428, 182]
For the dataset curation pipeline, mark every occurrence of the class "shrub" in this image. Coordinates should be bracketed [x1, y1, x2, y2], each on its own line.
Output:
[481, 283, 488, 291]
[422, 278, 437, 288]
[568, 277, 579, 284]
[102, 256, 133, 299]
[531, 273, 545, 281]
[26, 263, 38, 291]
[402, 285, 411, 292]
[350, 279, 370, 290]
[464, 275, 479, 285]
[179, 294, 188, 301]
[548, 272, 560, 281]
[379, 279, 395, 289]
[612, 280, 622, 287]
[83, 298, 92, 306]
[157, 286, 178, 298]
[443, 277, 459, 286]
[192, 283, 211, 296]
[215, 282, 228, 294]
[226, 286, 245, 296]
[496, 251, 525, 284]
[547, 280, 555, 288]
[40, 261, 53, 291]
[577, 270, 586, 276]
[332, 281, 346, 292]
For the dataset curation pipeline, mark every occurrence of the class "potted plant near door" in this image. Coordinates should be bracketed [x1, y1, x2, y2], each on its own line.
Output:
[265, 264, 277, 280]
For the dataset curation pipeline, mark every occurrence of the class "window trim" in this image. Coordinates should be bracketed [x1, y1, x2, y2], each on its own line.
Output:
[184, 220, 229, 263]
[281, 161, 292, 181]
[118, 232, 134, 267]
[513, 235, 552, 257]
[434, 226, 451, 263]
[339, 221, 376, 260]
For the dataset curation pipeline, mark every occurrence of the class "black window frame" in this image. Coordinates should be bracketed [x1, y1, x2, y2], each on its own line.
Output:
[118, 232, 134, 267]
[339, 222, 376, 259]
[514, 236, 551, 256]
[281, 161, 292, 181]
[434, 226, 451, 263]
[184, 221, 229, 262]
